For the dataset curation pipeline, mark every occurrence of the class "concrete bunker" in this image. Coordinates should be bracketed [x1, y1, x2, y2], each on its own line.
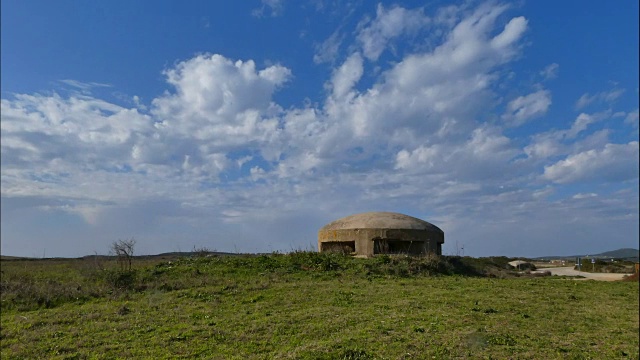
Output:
[318, 212, 444, 257]
[320, 241, 356, 254]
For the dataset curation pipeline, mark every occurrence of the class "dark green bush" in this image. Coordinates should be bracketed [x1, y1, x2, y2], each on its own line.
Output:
[101, 269, 138, 290]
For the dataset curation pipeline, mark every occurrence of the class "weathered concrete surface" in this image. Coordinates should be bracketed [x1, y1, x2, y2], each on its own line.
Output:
[508, 260, 535, 269]
[320, 212, 443, 231]
[318, 212, 444, 257]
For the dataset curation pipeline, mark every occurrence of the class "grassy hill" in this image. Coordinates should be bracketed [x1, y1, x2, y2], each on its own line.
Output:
[593, 248, 639, 260]
[1, 252, 638, 359]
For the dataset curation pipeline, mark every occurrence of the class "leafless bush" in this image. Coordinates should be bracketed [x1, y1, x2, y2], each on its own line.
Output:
[192, 245, 215, 258]
[111, 238, 136, 271]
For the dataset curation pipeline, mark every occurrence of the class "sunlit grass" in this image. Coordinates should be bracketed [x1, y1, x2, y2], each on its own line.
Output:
[1, 253, 638, 359]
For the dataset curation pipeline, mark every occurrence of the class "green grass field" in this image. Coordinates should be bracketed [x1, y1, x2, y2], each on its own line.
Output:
[1, 253, 638, 359]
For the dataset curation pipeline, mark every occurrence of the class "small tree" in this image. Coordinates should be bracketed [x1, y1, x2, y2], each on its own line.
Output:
[111, 238, 136, 271]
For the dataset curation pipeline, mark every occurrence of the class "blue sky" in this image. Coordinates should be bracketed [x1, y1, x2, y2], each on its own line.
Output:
[1, 0, 638, 258]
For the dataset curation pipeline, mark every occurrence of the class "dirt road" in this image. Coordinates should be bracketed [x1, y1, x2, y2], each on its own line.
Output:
[542, 266, 629, 281]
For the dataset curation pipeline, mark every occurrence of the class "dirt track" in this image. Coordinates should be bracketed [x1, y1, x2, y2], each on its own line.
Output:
[541, 266, 629, 281]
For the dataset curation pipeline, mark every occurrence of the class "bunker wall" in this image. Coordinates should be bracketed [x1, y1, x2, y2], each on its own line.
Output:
[318, 228, 444, 256]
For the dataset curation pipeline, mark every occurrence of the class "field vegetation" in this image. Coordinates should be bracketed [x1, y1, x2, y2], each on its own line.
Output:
[573, 259, 636, 274]
[1, 252, 638, 359]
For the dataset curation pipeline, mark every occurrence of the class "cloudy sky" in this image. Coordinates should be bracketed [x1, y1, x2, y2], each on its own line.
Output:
[2, 1, 638, 258]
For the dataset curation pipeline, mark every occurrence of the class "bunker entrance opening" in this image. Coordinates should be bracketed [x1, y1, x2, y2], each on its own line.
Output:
[320, 241, 356, 254]
[373, 238, 424, 254]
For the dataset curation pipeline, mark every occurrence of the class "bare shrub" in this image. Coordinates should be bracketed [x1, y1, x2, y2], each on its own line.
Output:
[111, 238, 136, 271]
[192, 245, 215, 258]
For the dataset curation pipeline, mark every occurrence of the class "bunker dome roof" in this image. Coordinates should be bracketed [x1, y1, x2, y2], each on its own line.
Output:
[319, 212, 443, 233]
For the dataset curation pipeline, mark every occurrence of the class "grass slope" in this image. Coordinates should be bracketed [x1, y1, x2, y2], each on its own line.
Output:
[1, 252, 638, 359]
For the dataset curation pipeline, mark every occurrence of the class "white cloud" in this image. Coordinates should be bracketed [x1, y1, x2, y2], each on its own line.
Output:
[150, 54, 291, 164]
[1, 93, 151, 169]
[2, 2, 637, 258]
[328, 53, 363, 99]
[524, 111, 614, 161]
[575, 94, 594, 110]
[132, 95, 147, 111]
[502, 90, 551, 126]
[543, 142, 639, 184]
[524, 136, 562, 159]
[9, 4, 528, 192]
[352, 4, 527, 134]
[539, 63, 559, 80]
[490, 16, 527, 50]
[3, 3, 532, 199]
[1, 54, 296, 219]
[273, 3, 532, 181]
[252, 0, 285, 17]
[58, 79, 112, 93]
[575, 88, 625, 110]
[572, 193, 597, 199]
[313, 30, 343, 64]
[153, 54, 290, 122]
[568, 113, 595, 138]
[394, 126, 518, 182]
[625, 109, 639, 128]
[356, 4, 430, 61]
[566, 111, 610, 138]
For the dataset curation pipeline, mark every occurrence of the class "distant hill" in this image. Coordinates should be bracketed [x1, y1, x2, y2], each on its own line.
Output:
[594, 248, 639, 259]
[0, 255, 28, 260]
[535, 248, 639, 261]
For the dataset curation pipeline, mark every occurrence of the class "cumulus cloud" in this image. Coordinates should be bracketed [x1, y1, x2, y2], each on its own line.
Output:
[2, 3, 533, 212]
[264, 2, 533, 184]
[2, 2, 637, 258]
[150, 54, 291, 166]
[394, 126, 518, 180]
[1, 93, 151, 170]
[524, 135, 562, 159]
[502, 90, 551, 126]
[543, 142, 639, 184]
[153, 54, 290, 122]
[0, 54, 296, 219]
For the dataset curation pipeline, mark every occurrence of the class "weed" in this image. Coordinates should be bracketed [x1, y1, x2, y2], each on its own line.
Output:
[339, 348, 374, 360]
[333, 290, 356, 306]
[486, 334, 517, 346]
[117, 305, 131, 315]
